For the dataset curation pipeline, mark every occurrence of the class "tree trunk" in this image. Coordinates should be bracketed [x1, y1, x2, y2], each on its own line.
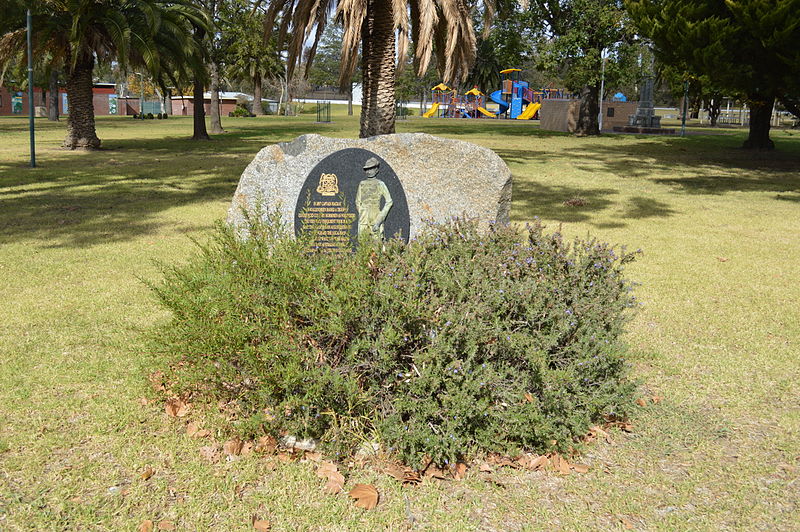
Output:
[347, 83, 353, 116]
[48, 69, 59, 121]
[574, 84, 600, 136]
[359, 0, 395, 138]
[63, 55, 100, 149]
[743, 95, 775, 150]
[252, 73, 264, 116]
[209, 61, 224, 133]
[192, 76, 210, 140]
[165, 89, 173, 115]
[707, 96, 721, 127]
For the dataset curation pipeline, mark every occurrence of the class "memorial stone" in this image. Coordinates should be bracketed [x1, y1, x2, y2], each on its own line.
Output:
[228, 133, 512, 249]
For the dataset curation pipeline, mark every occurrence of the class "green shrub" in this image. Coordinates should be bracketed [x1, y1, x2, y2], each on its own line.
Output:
[146, 112, 154, 119]
[151, 213, 638, 467]
[230, 106, 251, 117]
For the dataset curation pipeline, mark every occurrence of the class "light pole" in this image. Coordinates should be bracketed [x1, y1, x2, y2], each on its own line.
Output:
[598, 48, 608, 132]
[27, 9, 35, 167]
[134, 71, 144, 118]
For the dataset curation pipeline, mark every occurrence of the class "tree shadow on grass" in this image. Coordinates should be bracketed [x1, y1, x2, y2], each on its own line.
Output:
[0, 117, 357, 249]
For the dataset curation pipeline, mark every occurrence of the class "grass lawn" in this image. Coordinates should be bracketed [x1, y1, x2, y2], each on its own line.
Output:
[1, 109, 798, 530]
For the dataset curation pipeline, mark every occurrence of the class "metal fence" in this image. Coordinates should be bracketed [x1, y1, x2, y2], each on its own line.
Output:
[316, 100, 331, 123]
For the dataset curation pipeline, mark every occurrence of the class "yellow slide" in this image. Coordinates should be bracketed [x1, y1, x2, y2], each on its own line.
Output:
[476, 106, 496, 118]
[516, 102, 541, 120]
[423, 103, 440, 118]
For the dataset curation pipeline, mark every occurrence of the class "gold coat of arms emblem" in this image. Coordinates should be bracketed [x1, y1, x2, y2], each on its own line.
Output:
[316, 173, 339, 196]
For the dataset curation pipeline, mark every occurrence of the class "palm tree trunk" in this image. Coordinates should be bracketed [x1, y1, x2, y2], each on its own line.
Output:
[252, 73, 264, 116]
[359, 0, 395, 138]
[192, 76, 210, 140]
[48, 69, 59, 121]
[574, 84, 600, 136]
[743, 95, 775, 150]
[209, 61, 224, 133]
[64, 54, 101, 149]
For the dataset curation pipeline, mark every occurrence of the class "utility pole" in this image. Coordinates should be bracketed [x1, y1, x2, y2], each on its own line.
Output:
[27, 9, 36, 167]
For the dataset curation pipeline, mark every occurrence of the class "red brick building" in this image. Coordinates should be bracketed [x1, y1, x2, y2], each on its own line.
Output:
[0, 83, 118, 116]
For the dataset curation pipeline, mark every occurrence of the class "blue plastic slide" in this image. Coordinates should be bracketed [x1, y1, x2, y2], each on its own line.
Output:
[490, 90, 509, 116]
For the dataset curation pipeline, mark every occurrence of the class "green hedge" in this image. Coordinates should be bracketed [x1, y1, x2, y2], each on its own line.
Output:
[151, 212, 638, 467]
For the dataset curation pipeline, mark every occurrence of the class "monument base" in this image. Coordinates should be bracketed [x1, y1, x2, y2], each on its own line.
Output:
[613, 126, 676, 135]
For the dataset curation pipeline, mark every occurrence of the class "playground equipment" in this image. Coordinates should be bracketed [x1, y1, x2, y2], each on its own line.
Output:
[423, 70, 571, 119]
[424, 84, 493, 118]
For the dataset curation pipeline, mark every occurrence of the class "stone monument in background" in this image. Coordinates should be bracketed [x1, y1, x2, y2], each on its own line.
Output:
[627, 76, 662, 129]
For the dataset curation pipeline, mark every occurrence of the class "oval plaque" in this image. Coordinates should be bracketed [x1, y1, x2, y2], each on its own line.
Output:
[294, 148, 410, 252]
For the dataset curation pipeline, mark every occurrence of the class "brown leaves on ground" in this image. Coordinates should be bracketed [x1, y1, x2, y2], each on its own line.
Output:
[255, 436, 278, 454]
[453, 462, 467, 480]
[586, 425, 614, 445]
[383, 463, 421, 485]
[199, 444, 222, 463]
[138, 520, 154, 532]
[164, 397, 190, 418]
[252, 517, 271, 531]
[223, 438, 244, 457]
[349, 483, 379, 509]
[157, 521, 175, 531]
[186, 421, 211, 439]
[255, 435, 277, 454]
[316, 462, 345, 494]
[140, 467, 155, 481]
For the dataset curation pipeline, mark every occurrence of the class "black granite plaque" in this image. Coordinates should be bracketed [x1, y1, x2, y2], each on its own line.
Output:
[294, 148, 410, 252]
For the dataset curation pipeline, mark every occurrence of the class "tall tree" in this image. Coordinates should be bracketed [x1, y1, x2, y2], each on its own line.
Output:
[531, 0, 636, 135]
[224, 1, 280, 116]
[627, 0, 800, 149]
[0, 0, 204, 149]
[260, 0, 482, 137]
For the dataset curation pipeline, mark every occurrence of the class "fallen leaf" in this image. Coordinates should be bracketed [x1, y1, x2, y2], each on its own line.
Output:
[140, 467, 155, 481]
[589, 425, 613, 444]
[157, 521, 175, 531]
[138, 520, 154, 532]
[316, 462, 345, 493]
[479, 463, 494, 473]
[186, 422, 200, 437]
[253, 519, 271, 531]
[383, 464, 406, 482]
[349, 484, 379, 509]
[571, 463, 590, 473]
[619, 516, 635, 529]
[276, 452, 293, 463]
[636, 398, 647, 407]
[423, 464, 447, 480]
[165, 397, 189, 418]
[651, 395, 663, 404]
[255, 436, 277, 454]
[138, 397, 150, 406]
[223, 438, 244, 457]
[717, 257, 729, 262]
[523, 392, 534, 403]
[527, 455, 549, 471]
[552, 453, 571, 475]
[304, 451, 322, 462]
[453, 462, 467, 480]
[199, 444, 222, 463]
[240, 441, 254, 456]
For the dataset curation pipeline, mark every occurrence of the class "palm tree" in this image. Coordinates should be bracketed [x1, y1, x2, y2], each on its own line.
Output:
[0, 0, 203, 149]
[259, 0, 483, 137]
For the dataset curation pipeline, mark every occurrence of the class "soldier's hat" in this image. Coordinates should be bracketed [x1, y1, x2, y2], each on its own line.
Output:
[363, 157, 380, 170]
